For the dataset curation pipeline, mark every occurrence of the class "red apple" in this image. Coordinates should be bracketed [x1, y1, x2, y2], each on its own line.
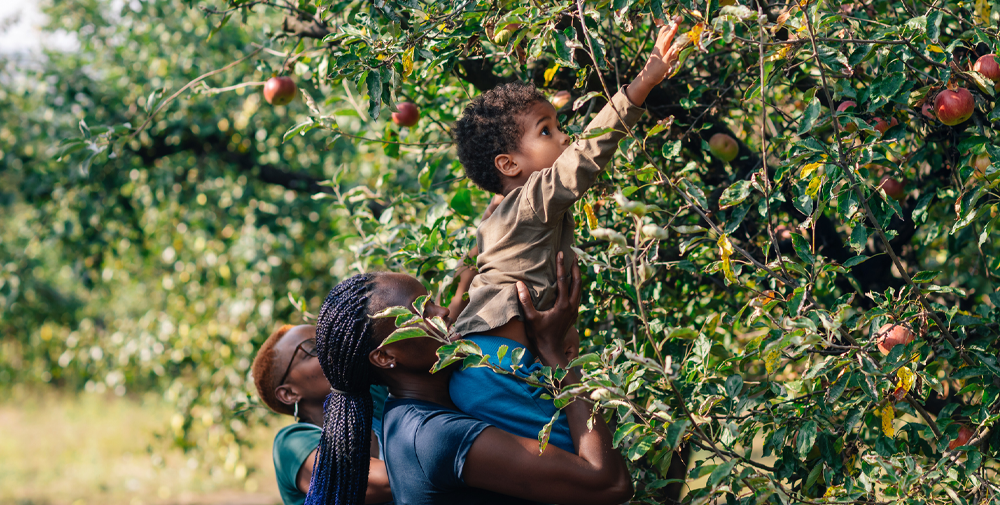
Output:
[392, 102, 420, 127]
[934, 88, 975, 126]
[948, 425, 974, 450]
[837, 101, 858, 132]
[873, 116, 898, 136]
[551, 90, 572, 110]
[973, 54, 1000, 88]
[879, 176, 906, 201]
[708, 133, 739, 162]
[263, 76, 297, 106]
[874, 323, 915, 355]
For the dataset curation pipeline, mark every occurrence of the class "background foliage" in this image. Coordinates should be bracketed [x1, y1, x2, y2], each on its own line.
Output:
[4, 0, 1000, 503]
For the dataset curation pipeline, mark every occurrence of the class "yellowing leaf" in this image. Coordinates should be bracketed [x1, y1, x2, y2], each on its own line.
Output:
[767, 45, 790, 62]
[718, 234, 737, 284]
[806, 175, 823, 198]
[897, 366, 915, 393]
[543, 64, 560, 86]
[687, 23, 705, 50]
[927, 44, 944, 53]
[880, 404, 895, 437]
[583, 202, 598, 230]
[800, 162, 822, 178]
[764, 348, 781, 375]
[976, 0, 991, 25]
[401, 46, 414, 79]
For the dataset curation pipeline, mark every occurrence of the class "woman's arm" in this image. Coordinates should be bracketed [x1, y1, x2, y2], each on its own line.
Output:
[461, 255, 633, 505]
[296, 448, 393, 504]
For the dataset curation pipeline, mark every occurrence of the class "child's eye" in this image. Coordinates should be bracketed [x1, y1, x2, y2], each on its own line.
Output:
[541, 127, 550, 136]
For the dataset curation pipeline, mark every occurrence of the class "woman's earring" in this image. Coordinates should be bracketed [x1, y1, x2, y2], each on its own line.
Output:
[390, 363, 395, 368]
[293, 401, 300, 422]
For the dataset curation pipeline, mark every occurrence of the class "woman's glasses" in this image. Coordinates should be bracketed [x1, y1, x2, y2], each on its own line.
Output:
[277, 338, 317, 386]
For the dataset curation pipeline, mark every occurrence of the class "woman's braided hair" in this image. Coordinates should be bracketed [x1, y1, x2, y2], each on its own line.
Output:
[304, 273, 381, 505]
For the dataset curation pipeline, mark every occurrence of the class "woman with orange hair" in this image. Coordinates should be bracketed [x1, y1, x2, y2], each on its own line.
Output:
[252, 324, 392, 504]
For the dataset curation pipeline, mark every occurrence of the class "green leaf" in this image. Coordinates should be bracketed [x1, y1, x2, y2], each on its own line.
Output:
[798, 97, 822, 135]
[843, 255, 869, 268]
[796, 420, 818, 459]
[791, 233, 815, 265]
[371, 306, 412, 319]
[613, 422, 641, 447]
[380, 326, 429, 347]
[912, 270, 940, 283]
[725, 374, 743, 397]
[366, 69, 382, 120]
[707, 459, 737, 488]
[719, 180, 752, 209]
[849, 225, 868, 254]
[665, 420, 690, 450]
[662, 139, 682, 158]
[568, 353, 600, 368]
[449, 188, 475, 217]
[283, 119, 315, 143]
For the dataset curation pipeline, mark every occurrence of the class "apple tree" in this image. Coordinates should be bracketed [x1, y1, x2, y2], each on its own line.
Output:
[28, 0, 1000, 501]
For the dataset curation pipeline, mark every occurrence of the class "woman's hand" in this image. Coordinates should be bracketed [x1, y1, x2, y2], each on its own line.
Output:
[516, 251, 582, 366]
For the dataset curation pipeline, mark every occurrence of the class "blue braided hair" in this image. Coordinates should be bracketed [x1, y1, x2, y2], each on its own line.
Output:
[304, 273, 382, 505]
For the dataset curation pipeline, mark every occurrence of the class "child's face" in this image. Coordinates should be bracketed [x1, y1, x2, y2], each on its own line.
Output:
[504, 100, 571, 183]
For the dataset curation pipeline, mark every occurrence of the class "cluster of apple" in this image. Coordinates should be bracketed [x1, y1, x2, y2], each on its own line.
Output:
[872, 322, 974, 450]
[833, 53, 1000, 201]
[262, 76, 421, 127]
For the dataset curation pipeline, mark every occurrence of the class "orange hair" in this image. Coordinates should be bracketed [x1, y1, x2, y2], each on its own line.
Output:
[251, 324, 296, 416]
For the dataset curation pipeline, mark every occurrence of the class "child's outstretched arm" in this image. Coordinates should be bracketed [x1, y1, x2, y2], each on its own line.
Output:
[625, 17, 686, 107]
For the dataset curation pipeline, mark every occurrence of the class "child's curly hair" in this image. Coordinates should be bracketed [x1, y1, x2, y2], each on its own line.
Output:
[453, 82, 548, 194]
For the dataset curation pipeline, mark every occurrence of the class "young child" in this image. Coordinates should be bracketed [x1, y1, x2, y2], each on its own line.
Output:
[449, 18, 686, 453]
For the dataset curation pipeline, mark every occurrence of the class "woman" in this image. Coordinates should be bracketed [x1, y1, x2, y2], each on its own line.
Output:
[256, 195, 502, 504]
[305, 254, 633, 505]
[251, 324, 392, 504]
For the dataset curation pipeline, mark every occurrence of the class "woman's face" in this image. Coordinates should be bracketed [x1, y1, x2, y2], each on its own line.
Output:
[273, 325, 331, 403]
[371, 273, 452, 371]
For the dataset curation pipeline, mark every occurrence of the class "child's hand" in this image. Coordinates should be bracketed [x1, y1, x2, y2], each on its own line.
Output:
[645, 17, 686, 84]
[625, 16, 689, 106]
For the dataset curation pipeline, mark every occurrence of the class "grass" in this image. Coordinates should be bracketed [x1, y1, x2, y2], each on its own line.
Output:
[0, 385, 284, 505]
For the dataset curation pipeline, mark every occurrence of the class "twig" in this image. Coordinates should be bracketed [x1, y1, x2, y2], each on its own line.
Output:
[124, 47, 263, 151]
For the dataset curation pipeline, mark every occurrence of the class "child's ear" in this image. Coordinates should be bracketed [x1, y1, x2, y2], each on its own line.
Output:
[494, 154, 521, 178]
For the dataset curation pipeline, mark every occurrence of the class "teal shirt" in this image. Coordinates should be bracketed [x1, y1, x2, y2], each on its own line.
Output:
[273, 423, 322, 505]
[272, 384, 390, 505]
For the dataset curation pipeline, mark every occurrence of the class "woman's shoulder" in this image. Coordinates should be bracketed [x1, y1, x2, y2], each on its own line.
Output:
[274, 421, 322, 441]
[383, 398, 490, 451]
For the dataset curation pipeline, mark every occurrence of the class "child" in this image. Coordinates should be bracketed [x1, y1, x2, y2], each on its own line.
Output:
[449, 18, 686, 453]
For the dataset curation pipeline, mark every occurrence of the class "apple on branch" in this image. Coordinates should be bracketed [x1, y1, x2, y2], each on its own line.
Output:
[392, 102, 420, 127]
[837, 101, 858, 132]
[551, 90, 572, 110]
[708, 133, 739, 162]
[948, 425, 974, 450]
[873, 323, 915, 355]
[934, 88, 974, 126]
[263, 76, 296, 106]
[973, 54, 1000, 89]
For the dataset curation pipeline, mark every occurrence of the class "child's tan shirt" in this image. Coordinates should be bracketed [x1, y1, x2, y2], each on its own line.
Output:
[454, 88, 645, 336]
